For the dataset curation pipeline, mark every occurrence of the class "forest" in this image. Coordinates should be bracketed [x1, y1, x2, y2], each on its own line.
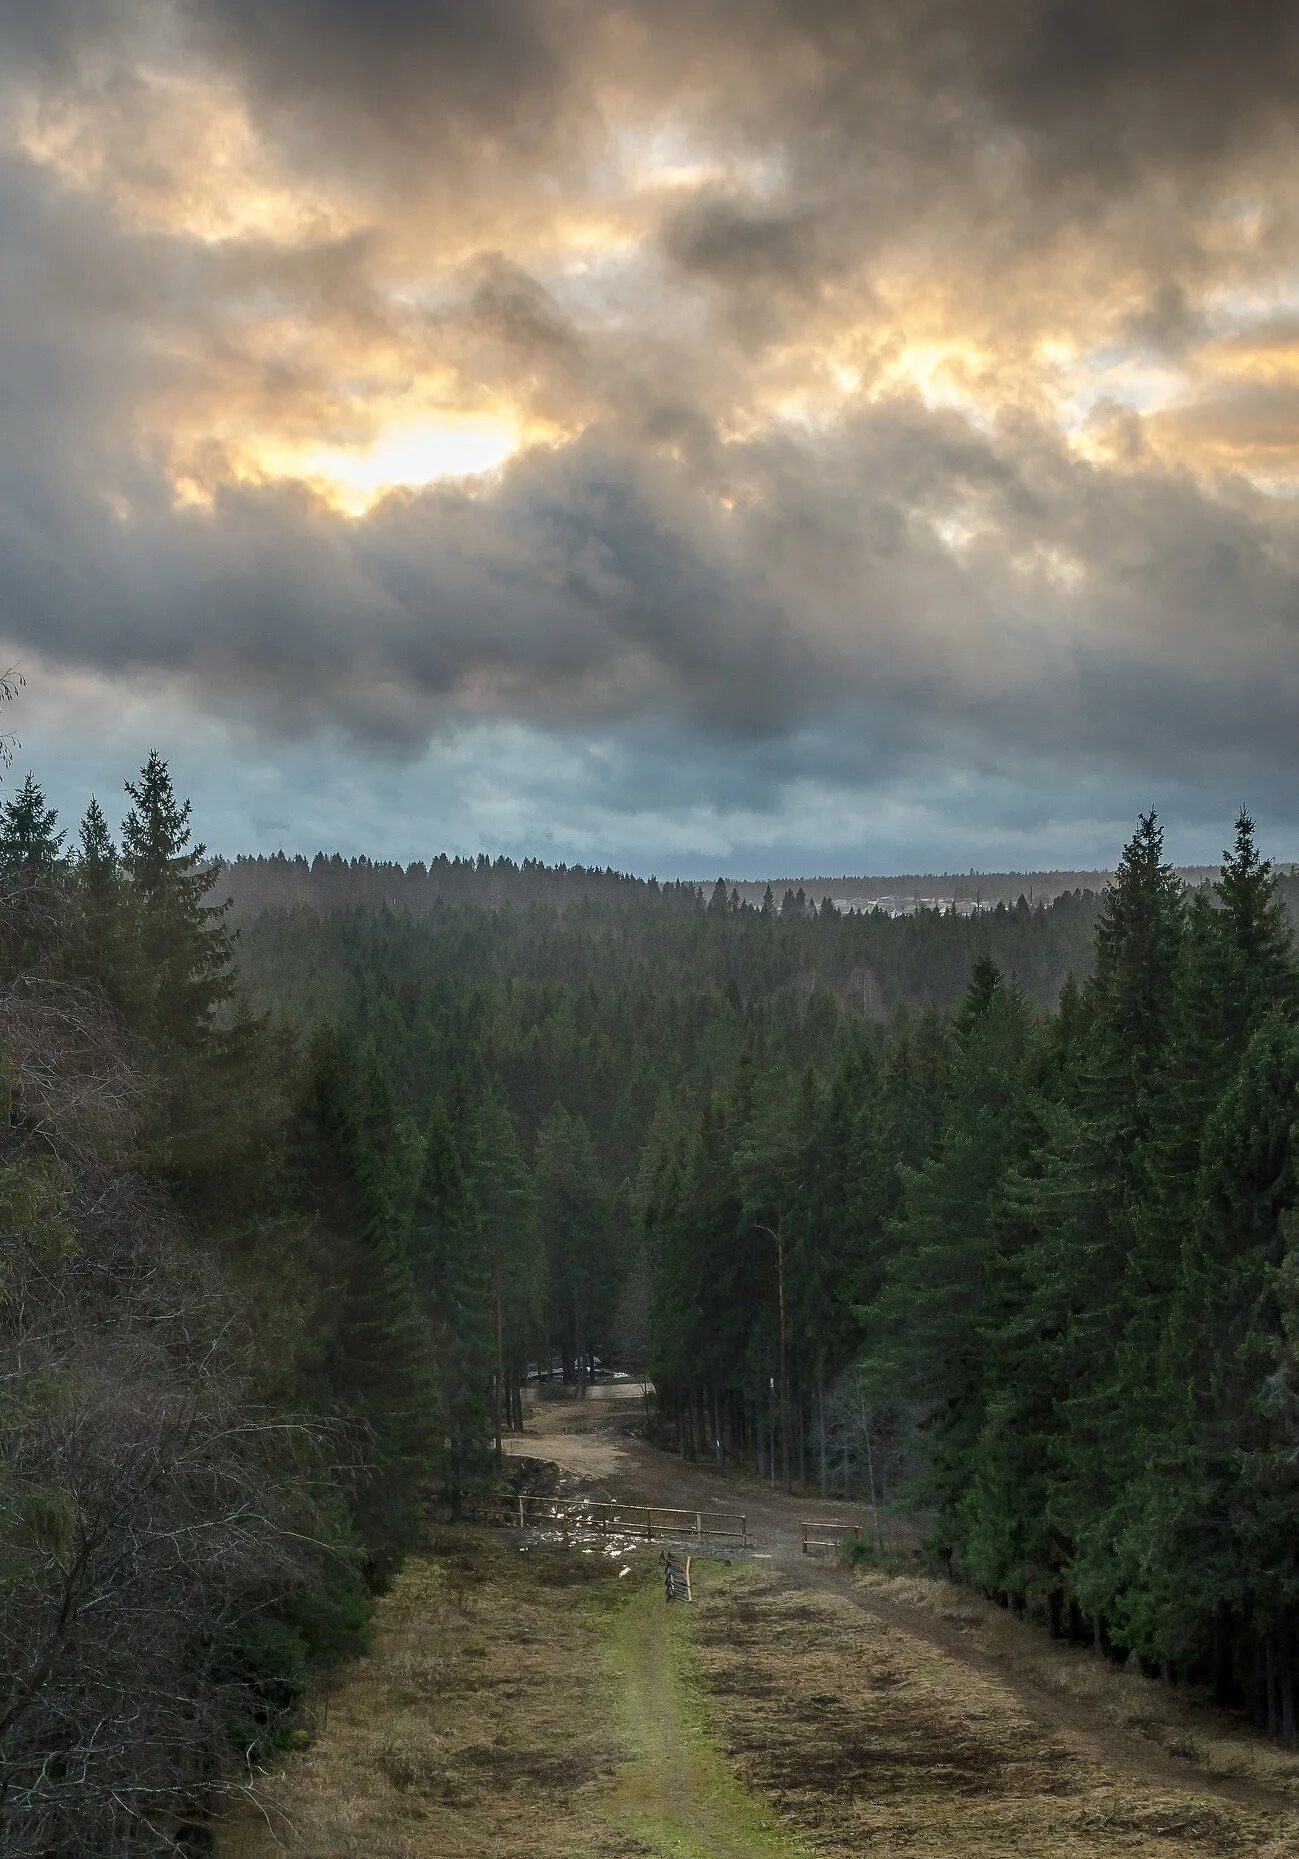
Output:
[5, 754, 1299, 1857]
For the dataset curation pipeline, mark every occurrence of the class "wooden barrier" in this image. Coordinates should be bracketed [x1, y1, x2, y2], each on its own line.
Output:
[801, 1519, 863, 1556]
[502, 1493, 748, 1547]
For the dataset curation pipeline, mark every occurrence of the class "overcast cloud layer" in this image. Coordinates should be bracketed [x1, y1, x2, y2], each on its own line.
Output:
[4, 0, 1299, 873]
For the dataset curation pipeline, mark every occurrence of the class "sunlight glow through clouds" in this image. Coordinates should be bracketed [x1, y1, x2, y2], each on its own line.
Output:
[12, 0, 1299, 871]
[260, 415, 529, 514]
[16, 72, 358, 246]
[171, 414, 544, 515]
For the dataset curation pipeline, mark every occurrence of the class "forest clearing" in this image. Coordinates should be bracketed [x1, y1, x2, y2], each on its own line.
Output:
[11, 761, 1299, 1855]
[221, 1398, 1299, 1859]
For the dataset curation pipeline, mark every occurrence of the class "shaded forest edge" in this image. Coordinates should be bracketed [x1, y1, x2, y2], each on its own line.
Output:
[6, 748, 1299, 1857]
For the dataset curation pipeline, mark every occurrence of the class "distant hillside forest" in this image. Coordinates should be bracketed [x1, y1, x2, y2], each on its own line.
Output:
[224, 846, 1299, 917]
[227, 848, 1103, 1038]
[7, 763, 1299, 1856]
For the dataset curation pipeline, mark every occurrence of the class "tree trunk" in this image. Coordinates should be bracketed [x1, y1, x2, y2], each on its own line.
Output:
[1212, 1602, 1235, 1707]
[817, 1352, 828, 1499]
[493, 1276, 504, 1455]
[1282, 1618, 1297, 1747]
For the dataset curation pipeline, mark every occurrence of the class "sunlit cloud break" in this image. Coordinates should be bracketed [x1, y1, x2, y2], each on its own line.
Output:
[4, 1, 1299, 870]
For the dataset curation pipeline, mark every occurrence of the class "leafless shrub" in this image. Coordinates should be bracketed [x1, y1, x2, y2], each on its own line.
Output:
[2, 972, 145, 1166]
[0, 970, 334, 1857]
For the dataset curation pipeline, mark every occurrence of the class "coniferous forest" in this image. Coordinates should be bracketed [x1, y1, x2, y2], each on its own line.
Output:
[8, 753, 1299, 1855]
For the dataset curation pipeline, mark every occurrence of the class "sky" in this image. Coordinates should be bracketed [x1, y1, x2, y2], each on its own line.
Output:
[4, 1, 1299, 877]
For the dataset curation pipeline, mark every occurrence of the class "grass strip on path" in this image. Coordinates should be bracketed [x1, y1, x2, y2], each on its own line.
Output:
[603, 1565, 817, 1859]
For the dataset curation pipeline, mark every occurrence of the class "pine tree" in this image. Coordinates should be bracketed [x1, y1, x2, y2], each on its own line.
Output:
[1144, 812, 1295, 1261]
[535, 1106, 616, 1387]
[408, 1099, 492, 1512]
[863, 962, 1033, 1552]
[1044, 814, 1185, 1625]
[305, 1028, 440, 1579]
[77, 797, 116, 889]
[1087, 809, 1184, 1156]
[1108, 817, 1299, 1665]
[0, 774, 64, 883]
[466, 1094, 542, 1449]
[72, 798, 126, 998]
[120, 752, 234, 1048]
[0, 774, 66, 964]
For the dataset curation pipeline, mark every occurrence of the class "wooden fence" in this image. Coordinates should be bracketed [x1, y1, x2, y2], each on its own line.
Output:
[502, 1493, 748, 1546]
[800, 1519, 863, 1555]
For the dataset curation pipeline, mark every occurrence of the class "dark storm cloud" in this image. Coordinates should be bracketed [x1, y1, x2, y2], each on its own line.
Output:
[659, 194, 833, 292]
[958, 0, 1299, 175]
[5, 0, 1299, 863]
[187, 0, 566, 165]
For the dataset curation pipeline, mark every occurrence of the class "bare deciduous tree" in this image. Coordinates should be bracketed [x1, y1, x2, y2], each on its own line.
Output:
[0, 970, 331, 1857]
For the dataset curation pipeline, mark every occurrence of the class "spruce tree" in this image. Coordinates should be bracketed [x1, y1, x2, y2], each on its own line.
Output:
[1110, 816, 1299, 1664]
[0, 774, 66, 965]
[408, 1099, 492, 1512]
[535, 1106, 616, 1386]
[72, 798, 126, 999]
[863, 962, 1033, 1552]
[305, 1028, 440, 1578]
[120, 752, 234, 1049]
[0, 773, 65, 881]
[466, 1093, 542, 1449]
[1043, 813, 1184, 1626]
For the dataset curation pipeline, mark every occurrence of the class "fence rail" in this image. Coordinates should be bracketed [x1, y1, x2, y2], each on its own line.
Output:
[801, 1519, 863, 1555]
[501, 1493, 748, 1546]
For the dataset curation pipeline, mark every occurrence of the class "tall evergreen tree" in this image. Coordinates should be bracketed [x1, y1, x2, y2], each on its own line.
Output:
[408, 1099, 492, 1511]
[121, 751, 234, 1048]
[304, 1028, 440, 1579]
[72, 797, 126, 997]
[535, 1105, 617, 1385]
[467, 1094, 542, 1449]
[0, 773, 64, 881]
[1043, 814, 1185, 1622]
[0, 774, 66, 966]
[863, 962, 1034, 1552]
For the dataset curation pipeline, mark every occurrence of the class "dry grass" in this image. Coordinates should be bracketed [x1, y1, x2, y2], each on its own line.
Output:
[853, 1567, 1299, 1805]
[219, 1530, 636, 1859]
[218, 1524, 1299, 1859]
[691, 1569, 1299, 1858]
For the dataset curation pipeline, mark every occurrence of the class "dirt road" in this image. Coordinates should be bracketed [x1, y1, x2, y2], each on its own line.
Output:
[508, 1390, 1299, 1831]
[507, 1386, 868, 1561]
[223, 1394, 1299, 1858]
